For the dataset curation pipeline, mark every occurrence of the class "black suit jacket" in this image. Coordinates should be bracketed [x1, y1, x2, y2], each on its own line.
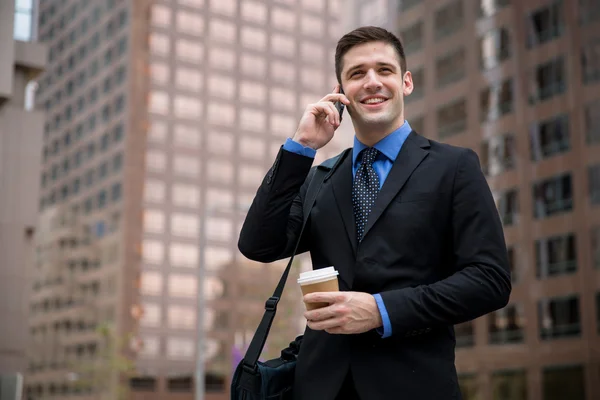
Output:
[238, 131, 511, 400]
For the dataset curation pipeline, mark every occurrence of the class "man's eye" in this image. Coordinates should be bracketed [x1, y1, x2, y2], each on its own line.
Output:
[351, 71, 363, 77]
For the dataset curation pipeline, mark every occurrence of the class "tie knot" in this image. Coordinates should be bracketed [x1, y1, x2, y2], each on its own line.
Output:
[360, 147, 379, 166]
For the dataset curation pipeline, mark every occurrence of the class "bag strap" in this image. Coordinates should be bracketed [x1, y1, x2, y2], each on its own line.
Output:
[242, 148, 350, 372]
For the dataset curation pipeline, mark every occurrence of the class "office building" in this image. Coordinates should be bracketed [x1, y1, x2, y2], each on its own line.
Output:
[0, 0, 46, 387]
[27, 0, 346, 399]
[390, 0, 600, 399]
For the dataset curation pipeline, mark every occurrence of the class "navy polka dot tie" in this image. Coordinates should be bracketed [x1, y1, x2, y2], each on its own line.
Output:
[352, 147, 380, 242]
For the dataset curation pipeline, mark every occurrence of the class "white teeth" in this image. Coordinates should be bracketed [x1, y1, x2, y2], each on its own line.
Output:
[364, 98, 385, 104]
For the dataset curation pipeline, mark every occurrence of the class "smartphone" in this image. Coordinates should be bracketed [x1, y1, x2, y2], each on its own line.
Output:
[334, 87, 345, 122]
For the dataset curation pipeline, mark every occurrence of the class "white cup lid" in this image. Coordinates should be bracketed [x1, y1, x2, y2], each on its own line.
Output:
[298, 266, 339, 285]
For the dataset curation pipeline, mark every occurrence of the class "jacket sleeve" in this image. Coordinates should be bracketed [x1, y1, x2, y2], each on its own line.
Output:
[380, 148, 512, 336]
[238, 147, 316, 263]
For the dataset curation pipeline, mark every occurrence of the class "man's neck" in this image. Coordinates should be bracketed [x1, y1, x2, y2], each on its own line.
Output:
[354, 120, 405, 147]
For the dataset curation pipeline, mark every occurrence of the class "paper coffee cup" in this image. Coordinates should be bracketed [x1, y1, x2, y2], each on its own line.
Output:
[298, 267, 339, 310]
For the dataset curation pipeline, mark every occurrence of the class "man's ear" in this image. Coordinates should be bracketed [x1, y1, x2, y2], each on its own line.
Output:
[403, 71, 414, 96]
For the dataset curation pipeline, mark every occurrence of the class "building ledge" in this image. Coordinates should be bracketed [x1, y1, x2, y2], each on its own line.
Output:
[14, 40, 47, 75]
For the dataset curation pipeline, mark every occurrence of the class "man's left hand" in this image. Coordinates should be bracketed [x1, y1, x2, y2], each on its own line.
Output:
[303, 291, 383, 334]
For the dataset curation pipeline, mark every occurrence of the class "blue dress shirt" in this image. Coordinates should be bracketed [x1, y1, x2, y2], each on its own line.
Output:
[282, 121, 413, 338]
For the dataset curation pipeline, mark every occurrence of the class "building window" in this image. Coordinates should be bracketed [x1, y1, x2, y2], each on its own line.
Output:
[491, 370, 527, 400]
[150, 63, 170, 85]
[479, 0, 510, 18]
[434, 0, 463, 39]
[241, 1, 267, 23]
[529, 56, 565, 104]
[205, 217, 233, 242]
[210, 48, 236, 71]
[240, 81, 266, 105]
[579, 0, 600, 25]
[241, 53, 266, 78]
[239, 137, 266, 160]
[270, 87, 295, 111]
[176, 12, 204, 36]
[597, 292, 600, 332]
[168, 274, 197, 297]
[581, 38, 600, 84]
[176, 68, 203, 92]
[14, 0, 34, 41]
[527, 1, 563, 48]
[589, 163, 600, 205]
[144, 210, 165, 233]
[539, 295, 581, 340]
[144, 180, 166, 203]
[138, 336, 160, 357]
[585, 98, 600, 145]
[455, 321, 474, 347]
[151, 4, 172, 26]
[301, 15, 324, 38]
[437, 98, 467, 138]
[208, 75, 235, 99]
[140, 303, 161, 327]
[205, 247, 232, 271]
[400, 21, 423, 55]
[171, 213, 199, 238]
[407, 68, 424, 102]
[271, 33, 295, 58]
[140, 271, 163, 296]
[592, 226, 600, 269]
[169, 244, 199, 268]
[436, 48, 465, 87]
[175, 40, 204, 63]
[210, 19, 236, 43]
[149, 91, 169, 114]
[480, 79, 513, 122]
[166, 338, 195, 360]
[172, 184, 200, 208]
[507, 247, 517, 282]
[146, 150, 167, 172]
[529, 113, 570, 161]
[480, 133, 515, 177]
[533, 173, 572, 219]
[488, 304, 525, 344]
[458, 374, 479, 400]
[143, 240, 165, 264]
[208, 103, 235, 126]
[168, 306, 196, 330]
[149, 33, 170, 56]
[174, 96, 202, 119]
[207, 131, 234, 156]
[173, 155, 200, 177]
[542, 365, 585, 400]
[495, 189, 519, 226]
[271, 7, 296, 32]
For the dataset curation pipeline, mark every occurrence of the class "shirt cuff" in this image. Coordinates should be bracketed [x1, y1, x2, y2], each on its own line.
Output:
[374, 294, 392, 338]
[282, 138, 317, 158]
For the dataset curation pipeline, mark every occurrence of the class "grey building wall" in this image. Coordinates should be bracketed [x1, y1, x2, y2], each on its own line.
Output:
[0, 0, 46, 377]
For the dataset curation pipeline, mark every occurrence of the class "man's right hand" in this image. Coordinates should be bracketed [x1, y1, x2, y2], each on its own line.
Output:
[292, 85, 350, 151]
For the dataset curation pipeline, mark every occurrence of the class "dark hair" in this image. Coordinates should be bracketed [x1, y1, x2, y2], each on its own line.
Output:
[334, 26, 407, 84]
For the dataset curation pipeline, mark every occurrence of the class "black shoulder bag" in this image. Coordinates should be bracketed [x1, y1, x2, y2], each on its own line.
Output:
[230, 149, 349, 400]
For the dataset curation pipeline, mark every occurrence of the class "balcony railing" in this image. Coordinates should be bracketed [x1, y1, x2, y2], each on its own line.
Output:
[534, 198, 573, 218]
[540, 323, 581, 339]
[528, 26, 563, 48]
[541, 139, 570, 157]
[456, 334, 475, 348]
[537, 260, 577, 277]
[489, 329, 525, 344]
[439, 120, 466, 138]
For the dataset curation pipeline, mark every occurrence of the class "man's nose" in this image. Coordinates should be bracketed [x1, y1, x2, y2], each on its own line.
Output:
[363, 70, 382, 91]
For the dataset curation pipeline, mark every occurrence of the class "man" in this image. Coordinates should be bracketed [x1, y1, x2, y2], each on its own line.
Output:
[238, 26, 511, 400]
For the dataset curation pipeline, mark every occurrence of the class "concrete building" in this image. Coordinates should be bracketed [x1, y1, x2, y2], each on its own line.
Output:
[388, 0, 600, 399]
[0, 0, 47, 388]
[27, 0, 348, 399]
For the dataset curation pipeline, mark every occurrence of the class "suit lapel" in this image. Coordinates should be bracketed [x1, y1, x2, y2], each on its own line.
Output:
[330, 153, 358, 254]
[362, 131, 430, 239]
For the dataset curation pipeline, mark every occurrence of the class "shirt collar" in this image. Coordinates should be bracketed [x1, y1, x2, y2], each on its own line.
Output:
[352, 120, 412, 166]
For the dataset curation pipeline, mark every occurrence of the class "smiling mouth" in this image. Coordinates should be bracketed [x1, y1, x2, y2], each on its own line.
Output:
[360, 98, 388, 105]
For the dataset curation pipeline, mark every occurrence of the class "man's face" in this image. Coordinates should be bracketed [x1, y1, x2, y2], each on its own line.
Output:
[340, 41, 413, 132]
